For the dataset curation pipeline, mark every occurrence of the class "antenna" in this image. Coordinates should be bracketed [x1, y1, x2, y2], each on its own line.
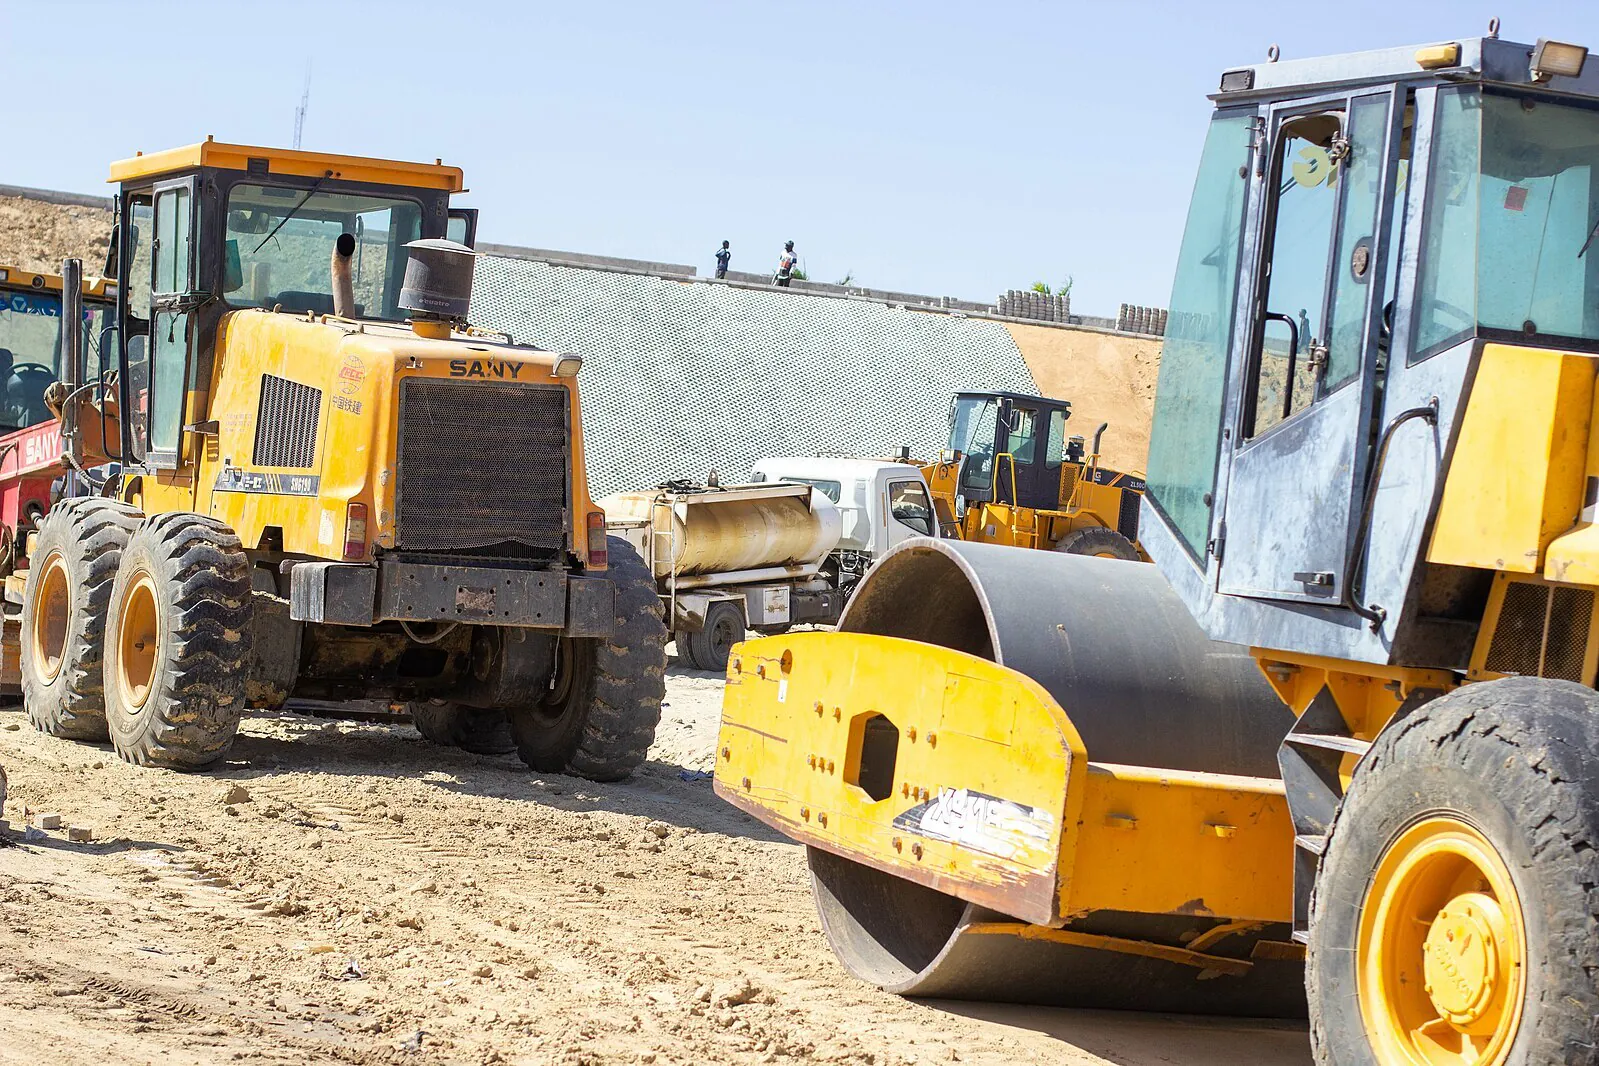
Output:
[293, 65, 311, 149]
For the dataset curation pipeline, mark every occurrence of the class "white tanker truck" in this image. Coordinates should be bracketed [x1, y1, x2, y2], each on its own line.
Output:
[602, 457, 938, 670]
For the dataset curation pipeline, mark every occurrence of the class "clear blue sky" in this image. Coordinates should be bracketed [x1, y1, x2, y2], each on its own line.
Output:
[4, 1, 1595, 315]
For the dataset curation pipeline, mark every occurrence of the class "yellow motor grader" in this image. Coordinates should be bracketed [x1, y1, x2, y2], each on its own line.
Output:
[18, 140, 666, 778]
[717, 32, 1599, 1063]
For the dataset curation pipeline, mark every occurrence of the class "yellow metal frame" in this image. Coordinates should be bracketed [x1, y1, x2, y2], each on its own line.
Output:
[714, 632, 1292, 929]
[1428, 343, 1593, 574]
[109, 138, 464, 191]
[0, 264, 117, 300]
[1252, 649, 1457, 744]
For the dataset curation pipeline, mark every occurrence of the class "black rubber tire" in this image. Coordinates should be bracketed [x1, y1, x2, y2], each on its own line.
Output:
[20, 499, 141, 740]
[682, 600, 744, 672]
[410, 700, 516, 755]
[102, 513, 253, 769]
[1307, 678, 1599, 1065]
[510, 536, 666, 781]
[1053, 526, 1139, 561]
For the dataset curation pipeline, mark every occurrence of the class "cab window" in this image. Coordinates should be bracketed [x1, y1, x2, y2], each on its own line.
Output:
[223, 184, 423, 320]
[888, 480, 933, 536]
[1005, 406, 1039, 464]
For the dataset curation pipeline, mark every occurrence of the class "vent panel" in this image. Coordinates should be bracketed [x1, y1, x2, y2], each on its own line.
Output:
[252, 374, 321, 469]
[1545, 586, 1593, 682]
[1484, 581, 1548, 677]
[1483, 579, 1595, 683]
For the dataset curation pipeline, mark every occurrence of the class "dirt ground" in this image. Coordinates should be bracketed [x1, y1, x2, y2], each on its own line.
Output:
[0, 651, 1311, 1066]
[0, 195, 111, 277]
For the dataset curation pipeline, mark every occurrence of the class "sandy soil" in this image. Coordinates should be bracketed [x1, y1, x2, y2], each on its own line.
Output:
[1007, 322, 1163, 474]
[0, 197, 112, 277]
[0, 650, 1311, 1066]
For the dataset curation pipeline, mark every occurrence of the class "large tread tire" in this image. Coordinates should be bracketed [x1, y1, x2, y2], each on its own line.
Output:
[1307, 678, 1599, 1065]
[103, 513, 253, 769]
[510, 536, 666, 781]
[1053, 525, 1139, 561]
[20, 499, 141, 740]
[682, 600, 744, 673]
[410, 700, 516, 755]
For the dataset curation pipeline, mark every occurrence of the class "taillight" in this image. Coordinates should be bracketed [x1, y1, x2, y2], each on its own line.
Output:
[344, 502, 369, 560]
[586, 510, 607, 568]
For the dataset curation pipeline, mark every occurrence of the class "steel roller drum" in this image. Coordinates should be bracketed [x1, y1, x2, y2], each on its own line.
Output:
[810, 537, 1306, 1016]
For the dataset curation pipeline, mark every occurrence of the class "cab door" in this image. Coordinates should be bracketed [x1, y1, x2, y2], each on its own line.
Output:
[140, 176, 200, 473]
[1217, 89, 1400, 603]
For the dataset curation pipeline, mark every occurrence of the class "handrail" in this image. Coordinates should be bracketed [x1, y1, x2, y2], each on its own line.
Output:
[1342, 396, 1439, 631]
[1262, 312, 1301, 424]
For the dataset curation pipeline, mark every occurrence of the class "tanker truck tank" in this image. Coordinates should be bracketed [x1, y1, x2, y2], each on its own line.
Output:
[600, 483, 841, 581]
[600, 483, 846, 671]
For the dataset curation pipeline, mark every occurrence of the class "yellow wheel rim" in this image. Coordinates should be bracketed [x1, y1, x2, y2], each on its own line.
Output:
[117, 571, 160, 713]
[32, 549, 72, 683]
[1357, 816, 1527, 1066]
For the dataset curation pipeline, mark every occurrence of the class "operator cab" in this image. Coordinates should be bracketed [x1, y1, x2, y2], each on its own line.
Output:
[1142, 33, 1599, 662]
[947, 390, 1074, 512]
[104, 139, 477, 471]
[0, 266, 116, 436]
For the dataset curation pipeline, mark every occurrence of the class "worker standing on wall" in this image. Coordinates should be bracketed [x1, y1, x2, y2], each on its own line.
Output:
[714, 240, 731, 279]
[774, 241, 798, 287]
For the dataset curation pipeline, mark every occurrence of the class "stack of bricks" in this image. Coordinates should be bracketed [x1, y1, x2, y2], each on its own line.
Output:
[1116, 304, 1169, 336]
[995, 289, 1071, 323]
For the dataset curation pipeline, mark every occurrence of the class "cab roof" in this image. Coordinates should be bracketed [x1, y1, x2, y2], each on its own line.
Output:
[108, 138, 464, 192]
[0, 264, 118, 301]
[1213, 36, 1599, 103]
[954, 390, 1072, 411]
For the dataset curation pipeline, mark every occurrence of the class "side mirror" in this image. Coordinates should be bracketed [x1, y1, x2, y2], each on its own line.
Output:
[103, 226, 119, 279]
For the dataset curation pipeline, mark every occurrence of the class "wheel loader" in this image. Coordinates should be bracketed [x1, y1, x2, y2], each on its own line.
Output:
[18, 140, 666, 778]
[0, 263, 118, 689]
[715, 32, 1599, 1063]
[921, 389, 1145, 559]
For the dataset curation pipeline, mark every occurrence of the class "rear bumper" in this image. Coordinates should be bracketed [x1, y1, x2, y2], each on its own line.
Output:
[289, 559, 613, 636]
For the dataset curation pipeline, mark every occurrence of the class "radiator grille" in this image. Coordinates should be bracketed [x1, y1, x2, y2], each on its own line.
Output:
[395, 379, 569, 554]
[1117, 485, 1142, 542]
[252, 374, 321, 469]
[1483, 580, 1594, 682]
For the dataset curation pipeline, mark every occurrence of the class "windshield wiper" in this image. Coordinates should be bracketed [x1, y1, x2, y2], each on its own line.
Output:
[253, 171, 334, 254]
[1579, 213, 1599, 259]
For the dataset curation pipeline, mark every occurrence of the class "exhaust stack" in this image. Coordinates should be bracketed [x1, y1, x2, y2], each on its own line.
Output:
[331, 232, 356, 318]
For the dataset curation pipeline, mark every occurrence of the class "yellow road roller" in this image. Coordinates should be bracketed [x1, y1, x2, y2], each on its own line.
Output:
[716, 31, 1599, 1063]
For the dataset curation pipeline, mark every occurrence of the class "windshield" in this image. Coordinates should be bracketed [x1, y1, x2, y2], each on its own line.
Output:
[1414, 88, 1599, 355]
[0, 287, 114, 434]
[949, 396, 999, 493]
[222, 184, 423, 320]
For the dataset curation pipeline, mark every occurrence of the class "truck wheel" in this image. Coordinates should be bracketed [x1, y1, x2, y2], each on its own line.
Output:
[20, 499, 141, 740]
[1053, 526, 1139, 560]
[683, 601, 744, 672]
[410, 700, 516, 755]
[1307, 678, 1599, 1065]
[510, 536, 665, 781]
[102, 513, 253, 769]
